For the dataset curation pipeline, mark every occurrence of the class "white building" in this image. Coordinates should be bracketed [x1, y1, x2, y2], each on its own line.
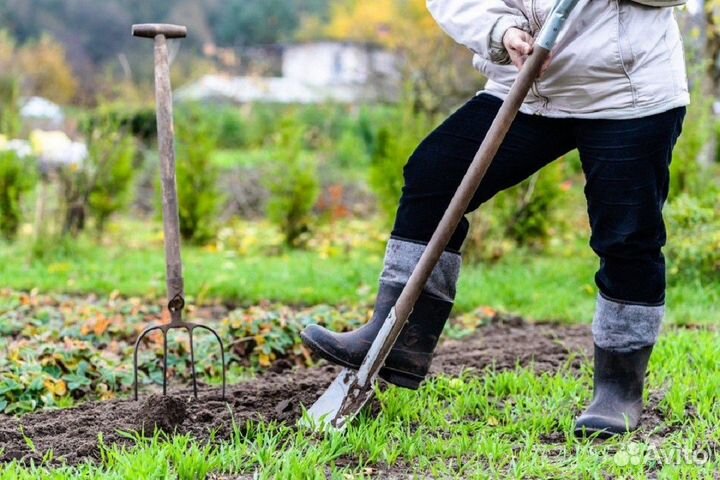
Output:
[178, 42, 401, 104]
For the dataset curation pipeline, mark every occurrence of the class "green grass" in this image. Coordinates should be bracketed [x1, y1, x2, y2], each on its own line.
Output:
[0, 226, 717, 325]
[211, 148, 276, 170]
[2, 328, 718, 478]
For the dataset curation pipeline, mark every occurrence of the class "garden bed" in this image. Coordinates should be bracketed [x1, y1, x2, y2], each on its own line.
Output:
[1, 319, 619, 467]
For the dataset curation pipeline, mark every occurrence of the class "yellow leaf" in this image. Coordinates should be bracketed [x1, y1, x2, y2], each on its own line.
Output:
[93, 314, 111, 336]
[44, 379, 68, 396]
[9, 348, 21, 363]
[258, 354, 271, 367]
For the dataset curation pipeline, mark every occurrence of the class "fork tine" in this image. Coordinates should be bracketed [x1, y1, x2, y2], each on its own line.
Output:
[188, 327, 198, 399]
[162, 328, 169, 396]
[196, 324, 227, 400]
[133, 325, 163, 401]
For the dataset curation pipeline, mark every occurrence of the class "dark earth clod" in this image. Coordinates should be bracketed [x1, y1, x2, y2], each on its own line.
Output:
[135, 394, 187, 434]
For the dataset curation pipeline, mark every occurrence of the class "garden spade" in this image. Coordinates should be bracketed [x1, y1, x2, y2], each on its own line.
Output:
[304, 0, 581, 430]
[131, 23, 226, 401]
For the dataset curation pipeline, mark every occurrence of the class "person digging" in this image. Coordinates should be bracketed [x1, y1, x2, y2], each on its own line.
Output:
[302, 0, 688, 437]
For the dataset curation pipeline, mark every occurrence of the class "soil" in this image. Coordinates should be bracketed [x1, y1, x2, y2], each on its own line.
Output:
[0, 319, 671, 469]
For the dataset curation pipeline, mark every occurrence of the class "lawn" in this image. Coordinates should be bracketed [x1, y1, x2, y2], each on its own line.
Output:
[0, 218, 717, 478]
[0, 219, 717, 325]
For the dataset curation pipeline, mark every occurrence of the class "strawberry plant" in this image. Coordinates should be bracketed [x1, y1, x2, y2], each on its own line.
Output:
[0, 289, 370, 414]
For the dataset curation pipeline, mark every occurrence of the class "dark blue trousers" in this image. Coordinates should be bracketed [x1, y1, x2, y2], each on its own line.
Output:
[392, 93, 686, 306]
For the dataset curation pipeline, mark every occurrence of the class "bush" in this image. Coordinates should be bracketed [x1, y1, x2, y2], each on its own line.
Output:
[665, 188, 720, 282]
[333, 129, 370, 169]
[670, 86, 713, 198]
[174, 108, 223, 244]
[463, 160, 568, 263]
[0, 75, 21, 137]
[263, 116, 320, 247]
[83, 107, 157, 143]
[215, 107, 248, 149]
[85, 118, 137, 234]
[367, 104, 434, 222]
[244, 104, 286, 148]
[0, 150, 36, 240]
[59, 116, 137, 236]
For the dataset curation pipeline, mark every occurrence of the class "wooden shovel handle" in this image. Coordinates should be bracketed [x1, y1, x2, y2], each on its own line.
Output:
[358, 46, 552, 387]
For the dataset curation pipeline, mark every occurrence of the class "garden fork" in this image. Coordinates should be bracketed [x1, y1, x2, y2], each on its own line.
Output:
[131, 23, 226, 401]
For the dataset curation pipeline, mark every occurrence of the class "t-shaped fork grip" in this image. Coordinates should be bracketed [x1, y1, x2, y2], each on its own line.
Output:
[132, 23, 187, 39]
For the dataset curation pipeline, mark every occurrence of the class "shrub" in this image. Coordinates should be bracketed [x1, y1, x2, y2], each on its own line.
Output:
[670, 86, 713, 198]
[367, 104, 433, 222]
[174, 108, 223, 244]
[58, 116, 137, 236]
[215, 106, 248, 149]
[263, 116, 320, 247]
[0, 75, 21, 137]
[244, 104, 285, 148]
[0, 150, 36, 240]
[665, 188, 720, 283]
[333, 129, 370, 169]
[85, 118, 137, 234]
[83, 107, 157, 143]
[463, 160, 568, 263]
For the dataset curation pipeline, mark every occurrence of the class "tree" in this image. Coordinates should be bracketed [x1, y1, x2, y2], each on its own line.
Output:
[210, 0, 300, 46]
[319, 0, 480, 114]
[17, 35, 78, 104]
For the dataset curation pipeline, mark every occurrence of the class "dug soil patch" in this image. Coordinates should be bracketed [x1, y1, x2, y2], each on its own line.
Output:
[0, 320, 615, 466]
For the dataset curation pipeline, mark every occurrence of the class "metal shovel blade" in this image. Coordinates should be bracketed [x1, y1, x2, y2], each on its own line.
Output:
[303, 308, 403, 430]
[303, 368, 375, 430]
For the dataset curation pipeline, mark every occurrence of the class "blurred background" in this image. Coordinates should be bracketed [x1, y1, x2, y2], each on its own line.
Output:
[0, 0, 717, 412]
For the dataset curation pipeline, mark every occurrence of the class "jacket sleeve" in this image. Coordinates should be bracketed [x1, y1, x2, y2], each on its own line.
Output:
[426, 0, 530, 65]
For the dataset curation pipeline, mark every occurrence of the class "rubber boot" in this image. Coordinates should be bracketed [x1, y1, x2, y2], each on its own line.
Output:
[574, 344, 653, 438]
[300, 283, 453, 389]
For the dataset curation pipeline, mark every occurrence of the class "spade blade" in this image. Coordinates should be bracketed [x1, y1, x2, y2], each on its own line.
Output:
[302, 308, 404, 430]
[303, 368, 375, 430]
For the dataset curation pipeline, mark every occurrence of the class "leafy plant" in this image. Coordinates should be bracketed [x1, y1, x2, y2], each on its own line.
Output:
[223, 304, 364, 368]
[0, 74, 21, 137]
[263, 116, 320, 247]
[0, 150, 36, 240]
[670, 85, 713, 198]
[83, 106, 157, 143]
[214, 106, 248, 149]
[0, 288, 369, 415]
[367, 99, 433, 223]
[333, 129, 370, 169]
[665, 187, 720, 282]
[85, 117, 137, 235]
[174, 106, 223, 245]
[464, 160, 568, 263]
[58, 116, 137, 236]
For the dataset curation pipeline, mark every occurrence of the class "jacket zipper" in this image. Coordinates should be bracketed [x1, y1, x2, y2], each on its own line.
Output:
[529, 0, 550, 110]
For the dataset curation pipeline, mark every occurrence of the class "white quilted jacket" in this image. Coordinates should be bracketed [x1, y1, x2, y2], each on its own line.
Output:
[427, 0, 690, 119]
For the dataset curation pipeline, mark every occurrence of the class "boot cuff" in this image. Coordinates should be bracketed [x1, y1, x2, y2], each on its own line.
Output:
[379, 237, 461, 302]
[592, 294, 664, 352]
